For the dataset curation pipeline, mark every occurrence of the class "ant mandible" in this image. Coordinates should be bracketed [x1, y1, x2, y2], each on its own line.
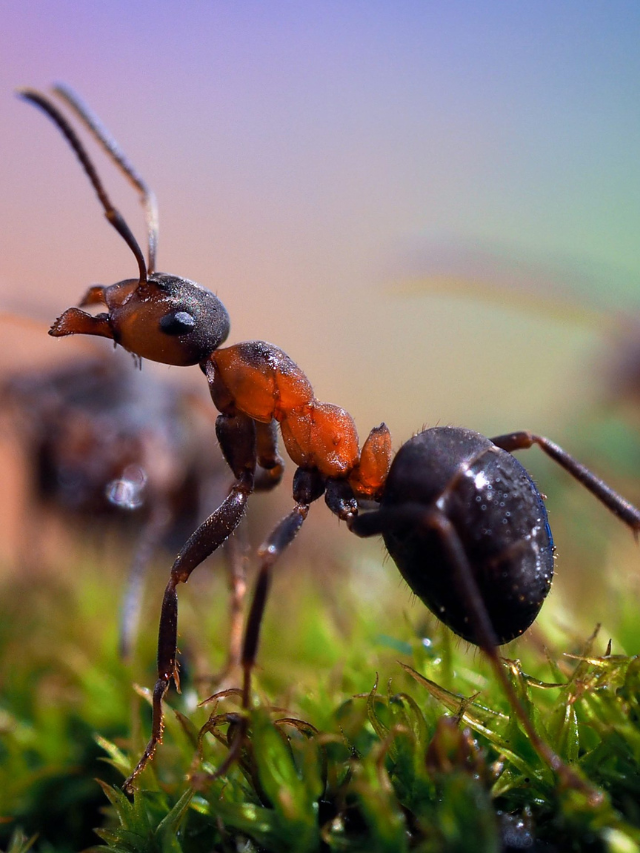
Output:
[20, 85, 640, 794]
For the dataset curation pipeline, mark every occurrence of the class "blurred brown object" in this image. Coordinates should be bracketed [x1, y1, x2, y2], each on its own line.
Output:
[1, 350, 232, 659]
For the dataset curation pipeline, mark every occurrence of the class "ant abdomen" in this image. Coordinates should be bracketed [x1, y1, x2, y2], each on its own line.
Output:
[372, 427, 555, 644]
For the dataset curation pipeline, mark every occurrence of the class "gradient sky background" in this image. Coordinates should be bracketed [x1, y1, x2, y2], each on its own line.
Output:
[2, 2, 640, 448]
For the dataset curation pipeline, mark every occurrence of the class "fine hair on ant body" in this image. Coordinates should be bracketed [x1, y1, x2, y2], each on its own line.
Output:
[20, 84, 640, 795]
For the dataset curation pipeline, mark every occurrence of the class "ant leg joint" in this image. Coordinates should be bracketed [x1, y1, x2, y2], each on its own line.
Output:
[489, 431, 535, 452]
[293, 467, 325, 505]
[492, 430, 640, 532]
[215, 413, 257, 480]
[325, 478, 358, 520]
[254, 421, 285, 491]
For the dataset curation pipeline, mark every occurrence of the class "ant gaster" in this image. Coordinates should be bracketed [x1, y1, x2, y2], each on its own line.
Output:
[21, 85, 640, 795]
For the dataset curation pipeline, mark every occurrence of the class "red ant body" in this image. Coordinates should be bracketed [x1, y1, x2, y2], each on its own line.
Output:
[20, 85, 640, 794]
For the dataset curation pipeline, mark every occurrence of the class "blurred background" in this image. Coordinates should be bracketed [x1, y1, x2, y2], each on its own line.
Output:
[2, 3, 640, 648]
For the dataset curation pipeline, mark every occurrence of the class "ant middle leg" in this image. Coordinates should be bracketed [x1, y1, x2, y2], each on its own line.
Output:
[491, 431, 640, 531]
[240, 468, 325, 708]
[208, 468, 325, 773]
[215, 533, 250, 688]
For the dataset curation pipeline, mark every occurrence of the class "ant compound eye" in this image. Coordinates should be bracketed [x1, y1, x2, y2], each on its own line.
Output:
[159, 310, 197, 335]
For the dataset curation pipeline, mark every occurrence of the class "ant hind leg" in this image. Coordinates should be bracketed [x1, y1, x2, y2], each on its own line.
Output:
[350, 503, 598, 796]
[491, 431, 640, 531]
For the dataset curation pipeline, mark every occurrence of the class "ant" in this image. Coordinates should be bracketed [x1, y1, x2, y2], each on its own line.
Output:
[20, 84, 640, 795]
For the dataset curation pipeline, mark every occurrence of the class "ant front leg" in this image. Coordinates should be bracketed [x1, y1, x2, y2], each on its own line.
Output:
[491, 431, 640, 532]
[123, 412, 257, 793]
[201, 421, 285, 694]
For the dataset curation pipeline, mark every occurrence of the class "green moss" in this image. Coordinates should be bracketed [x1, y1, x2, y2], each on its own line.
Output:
[2, 538, 640, 851]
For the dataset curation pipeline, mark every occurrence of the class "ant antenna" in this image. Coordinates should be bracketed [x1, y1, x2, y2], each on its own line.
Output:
[17, 87, 148, 286]
[52, 84, 159, 275]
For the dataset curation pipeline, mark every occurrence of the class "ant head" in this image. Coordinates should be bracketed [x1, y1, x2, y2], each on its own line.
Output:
[50, 273, 230, 366]
[20, 86, 230, 367]
[102, 273, 230, 366]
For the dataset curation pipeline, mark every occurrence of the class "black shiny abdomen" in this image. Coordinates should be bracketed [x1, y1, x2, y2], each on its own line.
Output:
[382, 427, 554, 644]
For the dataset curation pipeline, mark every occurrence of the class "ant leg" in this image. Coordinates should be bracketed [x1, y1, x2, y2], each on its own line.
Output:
[123, 413, 257, 793]
[208, 531, 249, 688]
[241, 468, 324, 708]
[254, 421, 285, 491]
[225, 533, 249, 682]
[203, 363, 284, 493]
[240, 508, 308, 706]
[491, 431, 640, 531]
[206, 421, 283, 686]
[349, 506, 595, 794]
[422, 509, 596, 790]
[203, 505, 312, 780]
[209, 469, 324, 775]
[123, 474, 253, 792]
